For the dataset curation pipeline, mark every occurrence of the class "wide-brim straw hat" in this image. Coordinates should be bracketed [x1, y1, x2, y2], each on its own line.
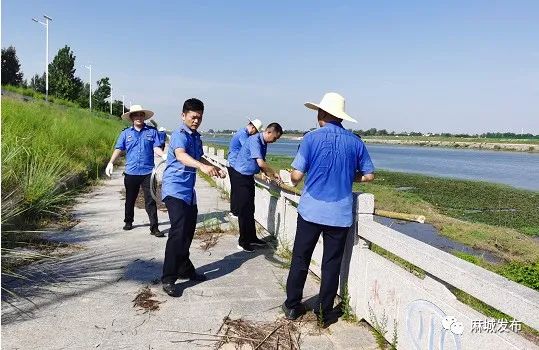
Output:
[121, 104, 155, 122]
[304, 92, 357, 123]
[247, 117, 264, 132]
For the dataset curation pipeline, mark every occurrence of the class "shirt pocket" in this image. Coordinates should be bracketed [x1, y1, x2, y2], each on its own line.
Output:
[144, 134, 155, 146]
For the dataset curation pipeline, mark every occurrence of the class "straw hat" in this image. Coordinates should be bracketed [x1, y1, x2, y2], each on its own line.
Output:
[304, 92, 357, 123]
[247, 118, 264, 132]
[121, 105, 155, 122]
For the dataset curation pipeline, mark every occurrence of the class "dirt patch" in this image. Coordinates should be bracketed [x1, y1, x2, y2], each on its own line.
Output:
[195, 221, 237, 251]
[133, 285, 162, 313]
[119, 188, 167, 212]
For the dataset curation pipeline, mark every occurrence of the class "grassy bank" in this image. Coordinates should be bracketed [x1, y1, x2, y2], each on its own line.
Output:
[1, 96, 126, 228]
[2, 85, 80, 108]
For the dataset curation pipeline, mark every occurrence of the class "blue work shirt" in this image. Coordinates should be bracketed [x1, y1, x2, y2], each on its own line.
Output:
[292, 122, 375, 227]
[161, 123, 204, 205]
[233, 132, 267, 176]
[157, 131, 167, 147]
[114, 125, 160, 175]
[227, 127, 249, 168]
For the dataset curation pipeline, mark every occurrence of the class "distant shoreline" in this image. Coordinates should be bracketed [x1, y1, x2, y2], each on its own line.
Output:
[362, 138, 538, 153]
[203, 133, 538, 153]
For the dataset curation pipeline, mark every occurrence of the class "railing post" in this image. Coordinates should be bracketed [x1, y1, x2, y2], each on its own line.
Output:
[340, 192, 374, 318]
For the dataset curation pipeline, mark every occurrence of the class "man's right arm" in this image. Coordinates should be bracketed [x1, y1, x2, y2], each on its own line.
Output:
[108, 149, 122, 164]
[354, 172, 374, 183]
[173, 147, 225, 178]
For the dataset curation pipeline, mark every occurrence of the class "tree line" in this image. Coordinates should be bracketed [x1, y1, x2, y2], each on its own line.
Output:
[1, 45, 125, 117]
[208, 127, 538, 140]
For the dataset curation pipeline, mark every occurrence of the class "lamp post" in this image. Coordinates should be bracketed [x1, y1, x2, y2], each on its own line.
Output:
[32, 15, 52, 101]
[122, 95, 125, 113]
[83, 65, 92, 110]
[110, 88, 113, 114]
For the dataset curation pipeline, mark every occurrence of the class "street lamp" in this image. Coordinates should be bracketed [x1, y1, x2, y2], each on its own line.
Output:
[110, 87, 113, 114]
[122, 95, 125, 113]
[32, 15, 52, 101]
[83, 64, 92, 110]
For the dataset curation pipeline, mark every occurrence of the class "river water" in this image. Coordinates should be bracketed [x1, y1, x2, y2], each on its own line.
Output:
[202, 135, 539, 191]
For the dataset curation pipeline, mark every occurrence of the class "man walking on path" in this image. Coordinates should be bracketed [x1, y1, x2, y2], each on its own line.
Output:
[227, 118, 264, 217]
[106, 105, 166, 237]
[160, 98, 226, 297]
[232, 123, 283, 252]
[281, 92, 375, 324]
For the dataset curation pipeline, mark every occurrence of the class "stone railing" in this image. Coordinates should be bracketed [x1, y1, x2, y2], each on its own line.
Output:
[202, 146, 539, 350]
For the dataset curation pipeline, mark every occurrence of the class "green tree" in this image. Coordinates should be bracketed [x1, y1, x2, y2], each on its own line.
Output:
[29, 73, 46, 93]
[92, 77, 111, 112]
[111, 100, 124, 117]
[48, 45, 83, 101]
[1, 46, 24, 86]
[77, 82, 90, 108]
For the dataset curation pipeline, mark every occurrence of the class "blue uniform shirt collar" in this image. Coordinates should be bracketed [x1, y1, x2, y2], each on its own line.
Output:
[131, 124, 149, 131]
[324, 121, 344, 129]
[180, 123, 199, 136]
[259, 132, 266, 145]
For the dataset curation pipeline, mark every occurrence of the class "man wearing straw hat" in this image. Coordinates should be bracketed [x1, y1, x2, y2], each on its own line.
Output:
[227, 118, 264, 218]
[281, 92, 375, 324]
[106, 105, 166, 237]
[161, 98, 226, 297]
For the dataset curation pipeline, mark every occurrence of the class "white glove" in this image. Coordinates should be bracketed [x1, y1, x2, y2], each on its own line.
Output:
[105, 162, 114, 177]
[158, 127, 166, 132]
[161, 153, 167, 161]
[279, 170, 294, 186]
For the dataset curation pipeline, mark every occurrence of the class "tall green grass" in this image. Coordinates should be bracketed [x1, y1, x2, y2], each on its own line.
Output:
[2, 85, 80, 108]
[1, 96, 125, 227]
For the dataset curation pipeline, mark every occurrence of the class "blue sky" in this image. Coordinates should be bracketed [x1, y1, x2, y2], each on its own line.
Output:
[2, 1, 538, 133]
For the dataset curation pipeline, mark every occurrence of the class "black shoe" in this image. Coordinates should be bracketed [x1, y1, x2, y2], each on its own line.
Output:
[282, 303, 306, 320]
[123, 222, 133, 230]
[162, 283, 177, 297]
[237, 243, 255, 252]
[150, 227, 164, 237]
[250, 237, 266, 246]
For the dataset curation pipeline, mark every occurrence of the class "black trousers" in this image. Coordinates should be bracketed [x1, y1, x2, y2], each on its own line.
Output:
[227, 166, 241, 216]
[235, 172, 257, 245]
[285, 214, 349, 314]
[161, 196, 198, 284]
[124, 173, 158, 229]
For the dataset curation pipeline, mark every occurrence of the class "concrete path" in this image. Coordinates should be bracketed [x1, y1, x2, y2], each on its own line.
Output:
[2, 169, 377, 349]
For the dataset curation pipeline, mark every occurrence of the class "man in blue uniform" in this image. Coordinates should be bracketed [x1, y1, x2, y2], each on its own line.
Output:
[161, 98, 226, 297]
[227, 118, 263, 217]
[157, 127, 167, 150]
[106, 105, 166, 237]
[281, 92, 375, 324]
[233, 123, 283, 252]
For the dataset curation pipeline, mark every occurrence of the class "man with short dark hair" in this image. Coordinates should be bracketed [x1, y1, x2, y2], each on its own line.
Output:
[233, 122, 283, 252]
[106, 105, 166, 237]
[227, 118, 263, 217]
[160, 98, 226, 297]
[282, 92, 375, 324]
